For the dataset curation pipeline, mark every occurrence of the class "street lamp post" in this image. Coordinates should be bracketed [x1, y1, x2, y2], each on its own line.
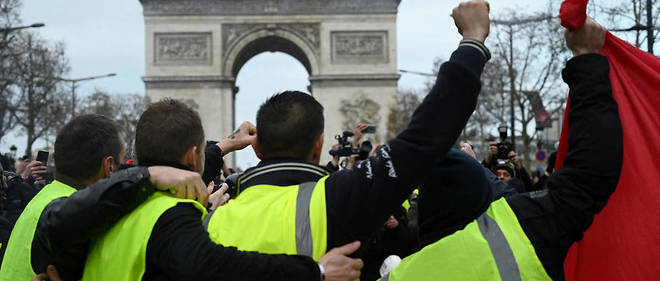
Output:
[56, 73, 117, 117]
[0, 23, 45, 141]
[398, 69, 435, 77]
[491, 15, 554, 151]
[0, 23, 45, 39]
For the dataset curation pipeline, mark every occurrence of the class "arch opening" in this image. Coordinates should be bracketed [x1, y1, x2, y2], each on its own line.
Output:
[231, 35, 313, 78]
[233, 51, 311, 170]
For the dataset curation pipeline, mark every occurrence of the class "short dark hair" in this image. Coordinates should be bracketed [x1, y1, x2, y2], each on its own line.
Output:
[136, 98, 204, 165]
[54, 114, 122, 181]
[256, 91, 324, 159]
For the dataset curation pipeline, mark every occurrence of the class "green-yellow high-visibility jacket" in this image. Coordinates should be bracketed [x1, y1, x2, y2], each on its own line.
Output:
[0, 180, 76, 281]
[82, 192, 207, 281]
[380, 198, 552, 281]
[206, 176, 328, 261]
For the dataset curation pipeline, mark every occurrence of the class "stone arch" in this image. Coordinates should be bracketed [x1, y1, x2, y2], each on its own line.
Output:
[222, 26, 319, 78]
[140, 0, 401, 166]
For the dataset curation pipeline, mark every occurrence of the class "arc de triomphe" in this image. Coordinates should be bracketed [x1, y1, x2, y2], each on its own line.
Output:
[139, 0, 400, 165]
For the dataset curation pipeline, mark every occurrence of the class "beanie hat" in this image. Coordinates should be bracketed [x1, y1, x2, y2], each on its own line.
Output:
[495, 159, 516, 177]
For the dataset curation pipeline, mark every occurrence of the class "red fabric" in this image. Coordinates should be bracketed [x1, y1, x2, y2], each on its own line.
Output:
[557, 1, 660, 280]
[559, 0, 588, 31]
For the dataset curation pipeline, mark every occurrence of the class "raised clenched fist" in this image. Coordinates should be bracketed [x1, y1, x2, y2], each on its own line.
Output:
[452, 0, 491, 43]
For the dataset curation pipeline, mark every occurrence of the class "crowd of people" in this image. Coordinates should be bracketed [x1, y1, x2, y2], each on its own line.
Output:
[0, 1, 625, 280]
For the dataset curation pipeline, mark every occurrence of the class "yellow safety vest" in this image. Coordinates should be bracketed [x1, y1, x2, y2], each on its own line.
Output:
[82, 192, 207, 281]
[380, 198, 552, 281]
[0, 181, 76, 281]
[206, 176, 328, 261]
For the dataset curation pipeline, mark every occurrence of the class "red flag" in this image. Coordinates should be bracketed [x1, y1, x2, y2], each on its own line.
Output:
[559, 0, 588, 31]
[557, 1, 660, 280]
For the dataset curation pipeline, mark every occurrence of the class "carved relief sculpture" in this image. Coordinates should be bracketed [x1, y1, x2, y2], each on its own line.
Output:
[332, 31, 388, 64]
[222, 23, 320, 57]
[339, 94, 382, 143]
[155, 32, 212, 65]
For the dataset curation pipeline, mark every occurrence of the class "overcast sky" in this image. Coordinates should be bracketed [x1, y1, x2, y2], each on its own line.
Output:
[2, 0, 646, 169]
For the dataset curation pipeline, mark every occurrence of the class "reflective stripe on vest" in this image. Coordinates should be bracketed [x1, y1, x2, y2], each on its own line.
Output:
[203, 182, 317, 256]
[0, 181, 76, 281]
[206, 176, 328, 261]
[295, 181, 316, 257]
[477, 213, 522, 281]
[379, 198, 552, 281]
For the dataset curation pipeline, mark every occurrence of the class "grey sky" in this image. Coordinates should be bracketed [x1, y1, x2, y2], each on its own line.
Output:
[3, 0, 649, 169]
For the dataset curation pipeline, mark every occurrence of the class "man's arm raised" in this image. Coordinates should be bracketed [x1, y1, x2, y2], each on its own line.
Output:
[324, 0, 493, 249]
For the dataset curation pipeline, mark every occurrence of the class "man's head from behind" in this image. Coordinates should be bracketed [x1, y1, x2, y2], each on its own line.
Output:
[54, 114, 124, 187]
[136, 99, 205, 173]
[255, 91, 324, 163]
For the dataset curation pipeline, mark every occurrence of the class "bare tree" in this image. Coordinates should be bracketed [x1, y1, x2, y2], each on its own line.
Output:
[113, 94, 150, 159]
[5, 32, 70, 155]
[0, 0, 22, 142]
[0, 0, 20, 28]
[592, 0, 659, 49]
[386, 88, 422, 140]
[79, 90, 116, 117]
[487, 5, 571, 167]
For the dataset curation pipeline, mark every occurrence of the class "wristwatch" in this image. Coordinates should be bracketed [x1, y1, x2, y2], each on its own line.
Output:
[318, 263, 326, 281]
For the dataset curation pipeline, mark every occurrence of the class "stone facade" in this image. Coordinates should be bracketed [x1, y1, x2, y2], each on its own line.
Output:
[140, 0, 400, 166]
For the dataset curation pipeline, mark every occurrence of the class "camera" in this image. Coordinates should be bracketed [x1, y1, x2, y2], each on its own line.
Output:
[214, 173, 240, 198]
[492, 125, 512, 160]
[495, 141, 513, 160]
[329, 131, 373, 161]
[329, 131, 358, 157]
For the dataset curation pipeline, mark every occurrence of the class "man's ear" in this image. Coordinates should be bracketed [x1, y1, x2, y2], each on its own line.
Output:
[252, 141, 263, 160]
[183, 146, 198, 170]
[101, 156, 115, 178]
[310, 133, 325, 163]
[316, 133, 324, 151]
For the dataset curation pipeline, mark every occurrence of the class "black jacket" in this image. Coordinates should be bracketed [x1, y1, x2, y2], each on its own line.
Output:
[36, 45, 490, 280]
[506, 54, 623, 281]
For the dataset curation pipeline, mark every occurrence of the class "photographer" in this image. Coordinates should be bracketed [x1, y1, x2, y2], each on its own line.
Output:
[326, 123, 373, 172]
[507, 150, 535, 191]
[483, 141, 534, 192]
